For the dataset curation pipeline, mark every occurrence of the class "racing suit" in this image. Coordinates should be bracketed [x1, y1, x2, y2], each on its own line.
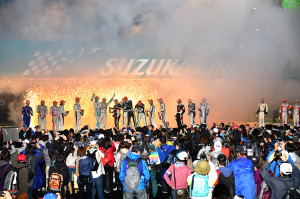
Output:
[279, 103, 290, 125]
[198, 102, 209, 124]
[159, 102, 167, 127]
[36, 105, 48, 130]
[50, 106, 60, 131]
[188, 103, 196, 126]
[74, 102, 82, 132]
[110, 104, 121, 128]
[135, 103, 147, 127]
[257, 103, 268, 127]
[124, 100, 136, 128]
[99, 97, 114, 129]
[147, 104, 157, 128]
[22, 106, 33, 128]
[57, 104, 69, 131]
[292, 104, 300, 127]
[120, 101, 128, 128]
[176, 103, 185, 129]
[91, 96, 101, 129]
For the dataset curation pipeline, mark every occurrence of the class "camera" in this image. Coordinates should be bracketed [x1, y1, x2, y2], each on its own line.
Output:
[275, 150, 282, 157]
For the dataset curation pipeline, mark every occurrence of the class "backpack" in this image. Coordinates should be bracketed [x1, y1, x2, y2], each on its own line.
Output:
[0, 164, 11, 191]
[190, 174, 210, 197]
[124, 157, 142, 190]
[26, 156, 34, 181]
[87, 150, 100, 171]
[3, 168, 19, 194]
[281, 180, 300, 199]
[162, 149, 178, 170]
[48, 166, 64, 192]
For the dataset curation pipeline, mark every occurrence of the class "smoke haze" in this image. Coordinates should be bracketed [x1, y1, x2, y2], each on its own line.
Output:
[0, 0, 299, 127]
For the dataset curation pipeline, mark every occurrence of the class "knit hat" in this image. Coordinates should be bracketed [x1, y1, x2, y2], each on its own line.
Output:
[280, 162, 293, 175]
[194, 160, 210, 175]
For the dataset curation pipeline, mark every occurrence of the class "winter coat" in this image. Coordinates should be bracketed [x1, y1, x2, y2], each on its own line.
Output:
[260, 161, 300, 199]
[77, 155, 94, 184]
[119, 153, 150, 191]
[100, 142, 116, 167]
[24, 148, 44, 176]
[216, 167, 235, 198]
[15, 162, 29, 196]
[0, 160, 14, 191]
[227, 157, 255, 199]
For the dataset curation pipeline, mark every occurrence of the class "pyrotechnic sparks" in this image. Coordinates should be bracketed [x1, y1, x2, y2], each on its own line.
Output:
[23, 79, 166, 129]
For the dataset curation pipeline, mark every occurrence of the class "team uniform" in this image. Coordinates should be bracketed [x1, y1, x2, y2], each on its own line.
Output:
[147, 104, 157, 128]
[198, 102, 209, 124]
[22, 105, 33, 128]
[49, 105, 60, 131]
[58, 104, 68, 131]
[74, 102, 82, 132]
[292, 104, 300, 127]
[36, 105, 48, 130]
[188, 103, 196, 126]
[91, 96, 102, 128]
[257, 103, 268, 127]
[176, 102, 185, 130]
[110, 104, 121, 128]
[159, 102, 167, 127]
[97, 97, 114, 129]
[135, 103, 147, 127]
[125, 100, 136, 128]
[279, 102, 291, 125]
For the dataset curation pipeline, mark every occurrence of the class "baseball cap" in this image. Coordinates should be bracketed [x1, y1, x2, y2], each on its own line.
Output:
[60, 100, 66, 104]
[177, 151, 188, 161]
[17, 154, 26, 162]
[194, 160, 210, 175]
[280, 162, 293, 175]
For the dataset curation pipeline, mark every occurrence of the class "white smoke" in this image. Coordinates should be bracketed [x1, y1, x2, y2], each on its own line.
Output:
[0, 0, 300, 125]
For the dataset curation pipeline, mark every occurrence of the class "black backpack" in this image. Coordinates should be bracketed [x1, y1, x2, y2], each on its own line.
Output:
[281, 180, 300, 199]
[161, 149, 178, 170]
[87, 150, 100, 171]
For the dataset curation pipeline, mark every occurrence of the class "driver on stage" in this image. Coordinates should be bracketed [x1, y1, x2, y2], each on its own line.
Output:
[279, 98, 291, 125]
[22, 100, 33, 128]
[188, 99, 196, 126]
[198, 97, 209, 124]
[50, 101, 60, 131]
[58, 100, 69, 131]
[36, 100, 48, 130]
[256, 97, 268, 127]
[135, 100, 147, 127]
[74, 97, 83, 132]
[292, 100, 300, 127]
[91, 94, 101, 129]
[157, 98, 167, 128]
[176, 99, 185, 130]
[146, 99, 158, 129]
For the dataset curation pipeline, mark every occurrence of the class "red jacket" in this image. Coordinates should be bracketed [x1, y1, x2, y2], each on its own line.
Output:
[100, 142, 116, 167]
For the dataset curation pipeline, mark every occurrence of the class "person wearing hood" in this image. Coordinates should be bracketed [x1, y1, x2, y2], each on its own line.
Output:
[119, 145, 150, 199]
[15, 154, 29, 196]
[0, 150, 14, 192]
[227, 145, 255, 199]
[215, 154, 235, 198]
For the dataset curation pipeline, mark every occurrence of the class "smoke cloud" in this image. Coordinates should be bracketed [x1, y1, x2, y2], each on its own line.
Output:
[0, 0, 300, 127]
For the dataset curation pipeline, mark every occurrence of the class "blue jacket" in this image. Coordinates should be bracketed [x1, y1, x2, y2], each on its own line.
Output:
[266, 151, 294, 177]
[119, 153, 150, 191]
[157, 144, 175, 162]
[77, 155, 94, 184]
[228, 157, 255, 199]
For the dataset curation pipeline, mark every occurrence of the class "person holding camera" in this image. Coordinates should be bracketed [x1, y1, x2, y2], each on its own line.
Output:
[261, 152, 300, 199]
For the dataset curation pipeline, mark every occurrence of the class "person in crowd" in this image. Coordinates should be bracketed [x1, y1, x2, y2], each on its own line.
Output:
[261, 152, 300, 199]
[48, 154, 69, 199]
[76, 147, 94, 199]
[227, 145, 255, 199]
[164, 151, 191, 199]
[0, 150, 14, 192]
[119, 145, 150, 199]
[15, 154, 29, 197]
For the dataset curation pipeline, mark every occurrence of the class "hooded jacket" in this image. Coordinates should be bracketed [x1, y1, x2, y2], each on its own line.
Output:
[216, 167, 235, 198]
[260, 161, 300, 199]
[119, 153, 150, 191]
[15, 162, 29, 196]
[227, 157, 255, 199]
[0, 160, 14, 191]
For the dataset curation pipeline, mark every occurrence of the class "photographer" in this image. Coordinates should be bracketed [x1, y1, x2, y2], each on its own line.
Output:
[261, 152, 300, 199]
[266, 141, 294, 177]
